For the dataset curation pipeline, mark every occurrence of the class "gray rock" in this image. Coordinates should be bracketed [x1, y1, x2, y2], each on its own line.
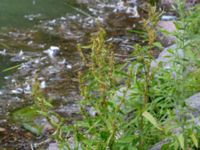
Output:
[47, 143, 59, 150]
[185, 92, 200, 114]
[149, 139, 170, 150]
[10, 50, 26, 62]
[55, 104, 80, 117]
[43, 46, 60, 59]
[158, 21, 176, 32]
[151, 44, 184, 69]
[161, 0, 198, 10]
[114, 0, 139, 18]
[160, 0, 174, 7]
[157, 20, 176, 47]
[0, 49, 7, 55]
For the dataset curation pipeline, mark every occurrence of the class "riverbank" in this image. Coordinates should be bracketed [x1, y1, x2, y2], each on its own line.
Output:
[0, 0, 199, 149]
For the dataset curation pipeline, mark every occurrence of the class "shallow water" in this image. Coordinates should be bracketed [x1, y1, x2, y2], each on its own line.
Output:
[0, 0, 77, 87]
[0, 55, 19, 88]
[0, 0, 75, 28]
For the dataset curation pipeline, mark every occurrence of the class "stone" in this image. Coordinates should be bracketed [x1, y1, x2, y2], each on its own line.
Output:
[149, 139, 170, 150]
[158, 21, 176, 32]
[55, 104, 80, 117]
[0, 127, 6, 132]
[151, 44, 184, 69]
[160, 0, 174, 11]
[43, 46, 60, 59]
[47, 143, 59, 150]
[185, 92, 200, 114]
[114, 0, 139, 18]
[157, 21, 176, 47]
[161, 0, 173, 5]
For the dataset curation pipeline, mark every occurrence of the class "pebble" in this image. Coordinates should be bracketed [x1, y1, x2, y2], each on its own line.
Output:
[48, 143, 59, 150]
[0, 91, 3, 95]
[11, 50, 25, 62]
[24, 84, 31, 94]
[40, 81, 46, 89]
[43, 46, 60, 58]
[0, 49, 7, 55]
[0, 127, 6, 132]
[66, 64, 72, 69]
[11, 88, 24, 94]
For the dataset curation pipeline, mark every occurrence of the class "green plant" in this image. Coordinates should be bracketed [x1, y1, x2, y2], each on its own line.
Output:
[31, 79, 72, 149]
[74, 6, 165, 150]
[29, 2, 200, 150]
[148, 1, 200, 149]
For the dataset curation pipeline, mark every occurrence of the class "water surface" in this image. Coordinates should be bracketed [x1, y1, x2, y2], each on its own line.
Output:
[0, 0, 75, 28]
[0, 0, 77, 87]
[0, 55, 19, 88]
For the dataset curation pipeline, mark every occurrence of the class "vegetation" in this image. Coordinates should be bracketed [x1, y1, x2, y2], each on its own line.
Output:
[2, 0, 200, 150]
[27, 2, 200, 149]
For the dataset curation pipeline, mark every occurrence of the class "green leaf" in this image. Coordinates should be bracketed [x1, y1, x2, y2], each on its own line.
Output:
[2, 64, 21, 72]
[142, 111, 163, 131]
[174, 22, 181, 30]
[128, 29, 146, 35]
[167, 48, 175, 54]
[161, 142, 171, 150]
[117, 136, 134, 144]
[36, 110, 48, 117]
[22, 123, 41, 136]
[153, 42, 163, 49]
[100, 131, 110, 140]
[177, 134, 184, 149]
[190, 133, 198, 148]
[61, 125, 73, 133]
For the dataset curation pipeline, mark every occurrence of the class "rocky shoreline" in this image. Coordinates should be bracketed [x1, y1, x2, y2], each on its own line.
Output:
[0, 0, 200, 149]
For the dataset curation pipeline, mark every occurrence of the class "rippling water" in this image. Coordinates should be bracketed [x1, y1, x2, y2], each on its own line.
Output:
[0, 0, 75, 28]
[0, 0, 78, 87]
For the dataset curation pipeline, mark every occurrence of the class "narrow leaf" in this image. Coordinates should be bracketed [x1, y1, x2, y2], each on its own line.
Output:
[177, 134, 184, 149]
[190, 133, 198, 148]
[142, 111, 163, 131]
[22, 123, 41, 136]
[2, 64, 21, 72]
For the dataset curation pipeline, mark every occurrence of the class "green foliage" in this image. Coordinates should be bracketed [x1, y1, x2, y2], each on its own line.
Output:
[31, 79, 72, 149]
[75, 6, 164, 150]
[28, 2, 200, 150]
